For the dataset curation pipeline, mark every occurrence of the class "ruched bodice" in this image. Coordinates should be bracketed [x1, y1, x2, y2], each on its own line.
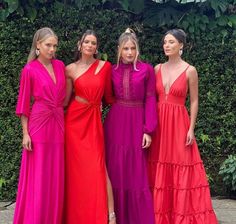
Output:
[14, 59, 66, 224]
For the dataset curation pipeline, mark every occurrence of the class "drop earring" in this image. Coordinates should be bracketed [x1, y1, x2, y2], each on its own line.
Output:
[179, 48, 183, 56]
[36, 49, 40, 56]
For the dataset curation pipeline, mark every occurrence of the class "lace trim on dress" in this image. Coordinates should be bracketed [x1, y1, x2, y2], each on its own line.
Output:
[123, 68, 130, 99]
[116, 99, 144, 107]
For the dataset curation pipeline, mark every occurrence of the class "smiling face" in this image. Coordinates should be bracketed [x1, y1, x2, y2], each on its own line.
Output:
[80, 34, 97, 56]
[120, 39, 137, 64]
[163, 34, 183, 57]
[36, 36, 58, 61]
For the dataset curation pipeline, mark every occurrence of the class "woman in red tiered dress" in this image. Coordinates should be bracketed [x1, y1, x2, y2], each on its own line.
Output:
[148, 29, 218, 224]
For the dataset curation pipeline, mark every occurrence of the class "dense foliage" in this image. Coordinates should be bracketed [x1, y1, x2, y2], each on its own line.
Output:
[219, 155, 236, 192]
[0, 3, 235, 200]
[1, 0, 236, 35]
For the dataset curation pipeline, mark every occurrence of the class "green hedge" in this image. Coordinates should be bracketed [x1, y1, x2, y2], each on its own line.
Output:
[0, 5, 235, 200]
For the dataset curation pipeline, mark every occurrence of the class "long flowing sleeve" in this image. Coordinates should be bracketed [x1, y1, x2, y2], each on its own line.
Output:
[16, 66, 32, 117]
[103, 62, 115, 105]
[143, 64, 157, 134]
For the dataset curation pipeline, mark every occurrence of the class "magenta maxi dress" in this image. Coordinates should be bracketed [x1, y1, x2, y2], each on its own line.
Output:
[104, 61, 157, 224]
[14, 59, 65, 224]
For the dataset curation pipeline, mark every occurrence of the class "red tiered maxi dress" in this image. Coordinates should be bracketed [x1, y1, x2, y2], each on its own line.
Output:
[64, 60, 113, 224]
[148, 64, 218, 224]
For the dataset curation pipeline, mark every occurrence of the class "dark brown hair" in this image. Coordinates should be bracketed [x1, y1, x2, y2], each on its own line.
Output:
[74, 29, 99, 61]
[163, 29, 187, 46]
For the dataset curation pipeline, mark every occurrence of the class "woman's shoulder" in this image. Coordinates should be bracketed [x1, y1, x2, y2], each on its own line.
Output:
[154, 63, 162, 72]
[21, 60, 38, 74]
[137, 61, 153, 69]
[187, 64, 197, 73]
[186, 64, 198, 81]
[66, 61, 79, 72]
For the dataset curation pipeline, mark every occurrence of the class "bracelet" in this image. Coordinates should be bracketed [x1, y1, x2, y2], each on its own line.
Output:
[108, 211, 116, 221]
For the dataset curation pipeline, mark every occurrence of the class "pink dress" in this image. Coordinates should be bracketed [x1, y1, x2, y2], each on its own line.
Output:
[13, 59, 66, 224]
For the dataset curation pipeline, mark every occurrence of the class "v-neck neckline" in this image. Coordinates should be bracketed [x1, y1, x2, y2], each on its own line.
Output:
[36, 59, 57, 85]
[160, 64, 189, 95]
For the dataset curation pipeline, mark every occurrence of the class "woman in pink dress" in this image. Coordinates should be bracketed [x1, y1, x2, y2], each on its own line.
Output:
[14, 27, 65, 224]
[148, 29, 218, 223]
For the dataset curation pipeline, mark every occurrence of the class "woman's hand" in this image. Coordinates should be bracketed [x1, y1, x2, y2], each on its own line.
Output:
[142, 133, 152, 149]
[108, 212, 116, 224]
[22, 133, 32, 151]
[186, 129, 195, 146]
[109, 218, 116, 224]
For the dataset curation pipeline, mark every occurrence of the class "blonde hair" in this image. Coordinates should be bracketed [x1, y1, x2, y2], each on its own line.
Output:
[27, 27, 58, 63]
[116, 28, 140, 70]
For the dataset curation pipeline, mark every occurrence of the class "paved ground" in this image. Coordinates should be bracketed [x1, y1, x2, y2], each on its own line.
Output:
[0, 198, 236, 224]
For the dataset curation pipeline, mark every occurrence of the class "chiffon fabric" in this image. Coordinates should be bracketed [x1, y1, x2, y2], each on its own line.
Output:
[14, 59, 66, 224]
[148, 64, 218, 224]
[64, 60, 114, 224]
[104, 61, 157, 224]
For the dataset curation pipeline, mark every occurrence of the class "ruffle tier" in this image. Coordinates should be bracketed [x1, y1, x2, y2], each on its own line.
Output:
[155, 209, 217, 224]
[152, 161, 218, 224]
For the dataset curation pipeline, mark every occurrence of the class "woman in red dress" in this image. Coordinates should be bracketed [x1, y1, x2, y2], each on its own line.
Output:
[63, 30, 116, 224]
[148, 29, 218, 223]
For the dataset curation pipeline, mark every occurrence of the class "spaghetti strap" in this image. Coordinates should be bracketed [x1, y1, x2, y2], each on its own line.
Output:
[184, 64, 190, 72]
[157, 64, 162, 73]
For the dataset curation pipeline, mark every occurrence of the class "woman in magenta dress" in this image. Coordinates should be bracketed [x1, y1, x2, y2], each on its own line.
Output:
[14, 27, 65, 224]
[104, 28, 157, 224]
[148, 29, 218, 223]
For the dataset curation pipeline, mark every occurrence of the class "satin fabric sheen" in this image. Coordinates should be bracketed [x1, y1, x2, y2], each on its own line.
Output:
[64, 60, 114, 224]
[14, 59, 66, 224]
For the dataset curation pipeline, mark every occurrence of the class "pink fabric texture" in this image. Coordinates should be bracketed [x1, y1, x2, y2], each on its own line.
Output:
[13, 59, 65, 224]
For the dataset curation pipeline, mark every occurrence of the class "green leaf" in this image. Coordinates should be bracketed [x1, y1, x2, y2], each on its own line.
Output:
[0, 178, 6, 188]
[188, 25, 195, 33]
[228, 15, 236, 26]
[129, 0, 144, 14]
[25, 6, 37, 21]
[118, 0, 129, 11]
[201, 15, 209, 24]
[101, 53, 108, 61]
[16, 6, 24, 16]
[181, 20, 189, 30]
[0, 9, 9, 21]
[5, 0, 19, 13]
[217, 16, 228, 26]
